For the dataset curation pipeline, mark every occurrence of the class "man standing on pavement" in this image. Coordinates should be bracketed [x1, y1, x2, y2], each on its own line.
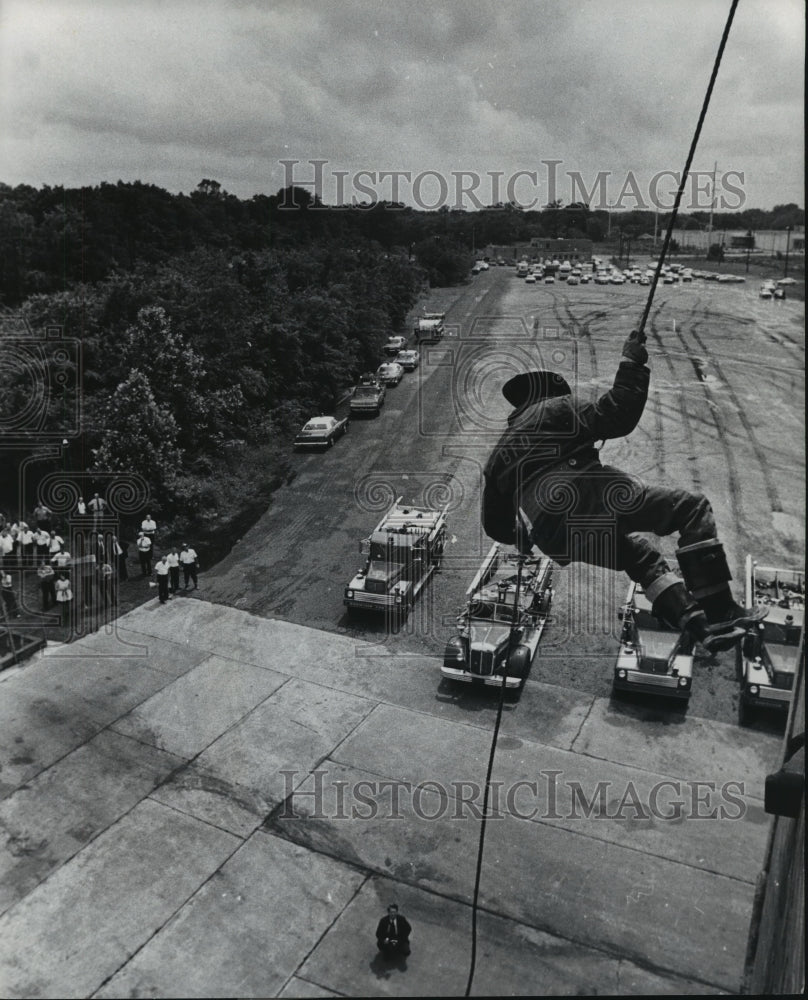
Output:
[166, 546, 180, 595]
[34, 526, 51, 563]
[136, 532, 153, 576]
[179, 543, 199, 590]
[19, 523, 35, 567]
[154, 554, 171, 604]
[38, 559, 57, 611]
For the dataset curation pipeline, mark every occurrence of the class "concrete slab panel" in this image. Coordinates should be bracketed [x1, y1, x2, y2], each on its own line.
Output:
[111, 655, 288, 759]
[270, 763, 754, 991]
[15, 653, 176, 726]
[330, 703, 771, 882]
[572, 698, 782, 799]
[0, 729, 182, 916]
[45, 627, 209, 679]
[299, 875, 721, 997]
[0, 799, 239, 999]
[0, 683, 102, 798]
[193, 677, 375, 805]
[149, 761, 274, 839]
[95, 829, 365, 999]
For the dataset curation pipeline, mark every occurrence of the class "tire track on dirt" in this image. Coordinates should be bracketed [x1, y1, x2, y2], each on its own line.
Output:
[659, 295, 746, 526]
[647, 301, 703, 493]
[686, 310, 783, 514]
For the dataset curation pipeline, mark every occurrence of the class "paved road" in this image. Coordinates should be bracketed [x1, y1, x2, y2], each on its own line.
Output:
[200, 266, 805, 727]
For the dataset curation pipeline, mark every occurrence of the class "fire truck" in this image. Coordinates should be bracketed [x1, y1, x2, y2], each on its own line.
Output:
[413, 312, 445, 343]
[344, 497, 448, 617]
[613, 581, 695, 701]
[737, 556, 804, 724]
[442, 543, 554, 690]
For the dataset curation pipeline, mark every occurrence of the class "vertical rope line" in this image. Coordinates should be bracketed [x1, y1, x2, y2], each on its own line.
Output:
[466, 550, 525, 996]
[637, 0, 740, 341]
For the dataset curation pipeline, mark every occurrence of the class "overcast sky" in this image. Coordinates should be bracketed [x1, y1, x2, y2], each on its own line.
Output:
[1, 0, 804, 212]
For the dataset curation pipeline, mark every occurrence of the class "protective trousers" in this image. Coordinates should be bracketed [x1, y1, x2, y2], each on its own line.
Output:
[522, 464, 715, 589]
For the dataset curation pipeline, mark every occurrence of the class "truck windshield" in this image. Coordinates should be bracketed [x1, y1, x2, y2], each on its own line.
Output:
[354, 387, 377, 398]
[369, 541, 409, 563]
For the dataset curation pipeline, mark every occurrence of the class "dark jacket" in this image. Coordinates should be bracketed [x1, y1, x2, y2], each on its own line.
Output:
[376, 913, 412, 945]
[483, 360, 649, 544]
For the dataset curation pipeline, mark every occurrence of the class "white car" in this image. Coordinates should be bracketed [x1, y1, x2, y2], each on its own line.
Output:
[396, 349, 419, 371]
[777, 277, 797, 286]
[544, 275, 555, 284]
[376, 362, 404, 386]
[294, 415, 350, 450]
[525, 273, 537, 284]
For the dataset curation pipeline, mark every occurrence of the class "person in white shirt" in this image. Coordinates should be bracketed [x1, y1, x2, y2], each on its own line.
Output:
[55, 572, 73, 625]
[51, 549, 72, 569]
[19, 525, 35, 566]
[34, 528, 51, 562]
[166, 547, 180, 594]
[76, 497, 87, 515]
[136, 532, 153, 576]
[154, 555, 170, 603]
[141, 514, 157, 541]
[179, 543, 199, 590]
[0, 530, 13, 563]
[48, 531, 64, 556]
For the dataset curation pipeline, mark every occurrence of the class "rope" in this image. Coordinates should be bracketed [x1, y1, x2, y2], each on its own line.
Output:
[636, 0, 740, 342]
[466, 534, 528, 997]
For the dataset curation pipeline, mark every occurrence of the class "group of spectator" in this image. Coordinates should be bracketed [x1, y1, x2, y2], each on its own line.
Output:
[0, 501, 201, 625]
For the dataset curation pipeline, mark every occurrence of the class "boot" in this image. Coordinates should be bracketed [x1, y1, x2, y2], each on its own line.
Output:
[676, 539, 768, 629]
[649, 577, 747, 656]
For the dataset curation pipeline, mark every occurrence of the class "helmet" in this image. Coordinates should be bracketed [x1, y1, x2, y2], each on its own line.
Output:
[502, 370, 571, 408]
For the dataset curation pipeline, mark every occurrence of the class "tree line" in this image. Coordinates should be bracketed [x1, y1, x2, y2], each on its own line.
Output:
[0, 178, 801, 548]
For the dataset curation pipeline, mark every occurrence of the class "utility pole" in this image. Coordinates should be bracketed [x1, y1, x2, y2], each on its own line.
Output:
[784, 226, 792, 277]
[707, 161, 717, 256]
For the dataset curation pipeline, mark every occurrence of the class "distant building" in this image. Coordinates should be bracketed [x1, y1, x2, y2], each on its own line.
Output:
[484, 238, 594, 261]
[670, 228, 804, 255]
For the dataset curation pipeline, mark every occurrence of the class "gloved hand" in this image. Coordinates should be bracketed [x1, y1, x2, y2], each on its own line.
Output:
[622, 329, 648, 365]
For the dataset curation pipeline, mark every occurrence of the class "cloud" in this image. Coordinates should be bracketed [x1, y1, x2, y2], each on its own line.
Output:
[0, 0, 803, 207]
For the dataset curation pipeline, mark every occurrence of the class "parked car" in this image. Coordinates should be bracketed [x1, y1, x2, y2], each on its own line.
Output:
[350, 375, 386, 417]
[294, 415, 349, 450]
[376, 362, 404, 386]
[396, 349, 420, 371]
[525, 273, 537, 284]
[384, 336, 407, 356]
